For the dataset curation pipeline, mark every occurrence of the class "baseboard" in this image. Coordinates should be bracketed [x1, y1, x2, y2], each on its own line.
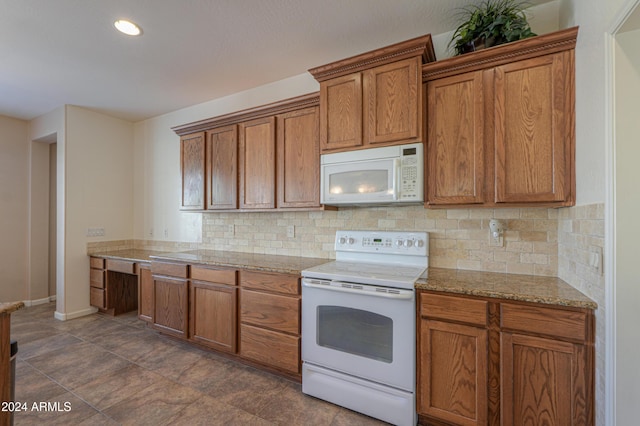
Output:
[54, 306, 98, 321]
[23, 297, 55, 307]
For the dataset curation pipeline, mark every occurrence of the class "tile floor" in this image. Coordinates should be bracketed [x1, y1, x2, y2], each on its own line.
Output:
[9, 302, 389, 425]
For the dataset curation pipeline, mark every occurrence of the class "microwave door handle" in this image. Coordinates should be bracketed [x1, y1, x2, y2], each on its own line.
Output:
[393, 158, 401, 200]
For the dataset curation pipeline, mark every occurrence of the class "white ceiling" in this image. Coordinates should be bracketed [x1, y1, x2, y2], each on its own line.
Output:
[0, 0, 553, 122]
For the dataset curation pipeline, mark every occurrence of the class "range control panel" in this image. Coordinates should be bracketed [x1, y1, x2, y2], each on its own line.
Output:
[334, 230, 428, 256]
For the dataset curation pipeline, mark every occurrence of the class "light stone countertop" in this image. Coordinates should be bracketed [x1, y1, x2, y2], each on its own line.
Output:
[89, 250, 596, 309]
[417, 268, 597, 309]
[90, 249, 329, 275]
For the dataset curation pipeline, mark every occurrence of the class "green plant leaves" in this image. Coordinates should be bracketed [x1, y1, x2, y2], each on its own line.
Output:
[448, 0, 537, 55]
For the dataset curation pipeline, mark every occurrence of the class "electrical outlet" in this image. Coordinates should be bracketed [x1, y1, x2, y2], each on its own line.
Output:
[164, 228, 169, 238]
[149, 228, 154, 237]
[86, 227, 105, 237]
[227, 225, 235, 235]
[489, 233, 503, 247]
[488, 219, 505, 247]
[287, 225, 295, 238]
[589, 246, 603, 275]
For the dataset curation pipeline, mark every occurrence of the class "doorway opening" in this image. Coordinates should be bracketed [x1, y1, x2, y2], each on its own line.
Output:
[30, 135, 58, 304]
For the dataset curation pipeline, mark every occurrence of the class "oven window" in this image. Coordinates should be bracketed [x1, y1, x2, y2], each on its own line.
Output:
[317, 305, 392, 363]
[329, 170, 390, 195]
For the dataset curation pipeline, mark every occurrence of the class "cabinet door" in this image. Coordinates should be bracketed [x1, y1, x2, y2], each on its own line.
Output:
[153, 275, 188, 338]
[239, 117, 276, 208]
[501, 333, 589, 426]
[320, 73, 362, 151]
[180, 132, 206, 210]
[206, 125, 238, 209]
[419, 319, 488, 426]
[138, 266, 153, 323]
[494, 52, 573, 203]
[190, 281, 237, 353]
[364, 57, 421, 145]
[277, 107, 320, 208]
[427, 71, 485, 205]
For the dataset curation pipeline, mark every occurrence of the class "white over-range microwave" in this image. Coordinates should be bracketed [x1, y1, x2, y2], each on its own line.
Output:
[321, 143, 424, 206]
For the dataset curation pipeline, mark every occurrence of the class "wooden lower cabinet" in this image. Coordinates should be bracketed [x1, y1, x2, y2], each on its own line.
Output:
[89, 257, 106, 309]
[419, 293, 489, 426]
[501, 333, 588, 425]
[152, 262, 189, 338]
[239, 270, 301, 375]
[89, 257, 138, 315]
[417, 291, 594, 426]
[138, 264, 153, 323]
[420, 320, 488, 426]
[189, 266, 238, 353]
[239, 323, 300, 374]
[499, 302, 593, 426]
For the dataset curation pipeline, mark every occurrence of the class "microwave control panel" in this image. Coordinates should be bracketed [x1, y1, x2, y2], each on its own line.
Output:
[399, 145, 423, 200]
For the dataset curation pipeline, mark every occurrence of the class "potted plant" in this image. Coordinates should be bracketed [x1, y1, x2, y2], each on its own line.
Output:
[449, 0, 537, 55]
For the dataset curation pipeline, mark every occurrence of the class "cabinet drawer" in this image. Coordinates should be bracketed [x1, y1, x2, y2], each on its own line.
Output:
[240, 289, 300, 334]
[240, 270, 299, 295]
[106, 259, 136, 274]
[420, 292, 488, 326]
[501, 303, 587, 341]
[240, 323, 300, 374]
[191, 266, 237, 285]
[90, 288, 105, 309]
[90, 269, 105, 289]
[151, 261, 188, 278]
[90, 257, 105, 269]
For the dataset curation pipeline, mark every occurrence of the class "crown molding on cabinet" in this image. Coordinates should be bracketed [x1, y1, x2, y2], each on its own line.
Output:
[421, 26, 579, 81]
[308, 33, 436, 82]
[172, 92, 320, 136]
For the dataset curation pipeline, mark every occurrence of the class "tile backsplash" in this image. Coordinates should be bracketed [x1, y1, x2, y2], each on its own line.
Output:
[197, 206, 560, 276]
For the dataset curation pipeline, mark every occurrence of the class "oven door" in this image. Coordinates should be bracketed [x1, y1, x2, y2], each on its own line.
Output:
[321, 157, 399, 204]
[301, 278, 415, 391]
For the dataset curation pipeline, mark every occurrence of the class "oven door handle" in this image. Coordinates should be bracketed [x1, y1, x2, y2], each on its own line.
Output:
[302, 278, 414, 300]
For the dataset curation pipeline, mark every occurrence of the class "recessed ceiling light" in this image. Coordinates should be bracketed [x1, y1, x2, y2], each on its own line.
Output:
[114, 19, 142, 36]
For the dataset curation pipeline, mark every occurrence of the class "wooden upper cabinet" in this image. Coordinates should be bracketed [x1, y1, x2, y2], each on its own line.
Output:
[239, 117, 276, 209]
[310, 34, 435, 153]
[427, 71, 485, 205]
[364, 57, 422, 145]
[206, 125, 238, 209]
[423, 27, 578, 208]
[180, 132, 206, 210]
[494, 52, 572, 204]
[320, 73, 363, 151]
[172, 93, 325, 212]
[277, 106, 321, 208]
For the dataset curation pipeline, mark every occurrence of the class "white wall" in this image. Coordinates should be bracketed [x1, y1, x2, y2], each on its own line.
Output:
[0, 115, 29, 302]
[560, 0, 626, 206]
[29, 138, 52, 302]
[614, 25, 640, 426]
[61, 106, 135, 318]
[29, 107, 66, 312]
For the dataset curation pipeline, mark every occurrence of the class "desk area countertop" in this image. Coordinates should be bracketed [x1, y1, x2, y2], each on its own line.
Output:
[90, 249, 329, 276]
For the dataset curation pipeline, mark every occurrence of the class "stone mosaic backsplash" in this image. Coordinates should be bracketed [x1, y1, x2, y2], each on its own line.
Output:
[197, 206, 560, 276]
[89, 204, 603, 282]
